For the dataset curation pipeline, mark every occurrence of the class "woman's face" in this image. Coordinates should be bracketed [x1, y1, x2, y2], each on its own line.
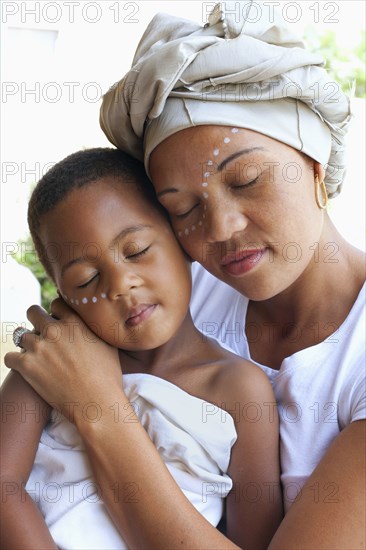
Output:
[149, 125, 325, 300]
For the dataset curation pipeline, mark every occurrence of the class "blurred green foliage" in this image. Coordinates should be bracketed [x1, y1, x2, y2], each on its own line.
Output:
[15, 235, 57, 312]
[304, 28, 365, 97]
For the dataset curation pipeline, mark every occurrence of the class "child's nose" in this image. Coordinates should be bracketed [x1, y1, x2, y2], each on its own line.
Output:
[107, 266, 143, 300]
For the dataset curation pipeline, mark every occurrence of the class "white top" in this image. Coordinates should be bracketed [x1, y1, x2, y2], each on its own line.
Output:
[27, 372, 237, 550]
[190, 263, 366, 511]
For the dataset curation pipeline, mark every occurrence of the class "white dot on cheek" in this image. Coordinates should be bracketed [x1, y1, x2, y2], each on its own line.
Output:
[202, 182, 208, 187]
[184, 228, 189, 236]
[82, 297, 88, 304]
[213, 148, 219, 156]
[178, 231, 182, 237]
[92, 296, 97, 303]
[231, 128, 239, 133]
[100, 293, 107, 299]
[75, 299, 79, 305]
[203, 192, 209, 199]
[207, 160, 213, 166]
[204, 172, 211, 178]
[70, 298, 74, 304]
[224, 137, 230, 144]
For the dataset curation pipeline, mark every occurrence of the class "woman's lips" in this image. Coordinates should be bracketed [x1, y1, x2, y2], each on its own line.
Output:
[125, 304, 157, 327]
[221, 248, 266, 276]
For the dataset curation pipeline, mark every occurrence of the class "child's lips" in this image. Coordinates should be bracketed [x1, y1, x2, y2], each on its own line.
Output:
[125, 304, 157, 326]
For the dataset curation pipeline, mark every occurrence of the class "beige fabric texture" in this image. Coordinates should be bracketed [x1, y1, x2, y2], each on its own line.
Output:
[100, 1, 353, 198]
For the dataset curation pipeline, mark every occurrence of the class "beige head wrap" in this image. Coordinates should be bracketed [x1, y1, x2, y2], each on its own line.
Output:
[100, 1, 352, 198]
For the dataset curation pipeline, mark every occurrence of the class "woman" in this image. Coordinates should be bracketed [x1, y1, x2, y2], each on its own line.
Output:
[5, 2, 365, 548]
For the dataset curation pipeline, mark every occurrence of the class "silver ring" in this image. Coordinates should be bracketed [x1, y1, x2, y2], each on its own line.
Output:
[13, 327, 30, 348]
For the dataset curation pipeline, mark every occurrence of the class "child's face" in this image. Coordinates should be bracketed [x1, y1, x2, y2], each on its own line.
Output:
[39, 177, 192, 350]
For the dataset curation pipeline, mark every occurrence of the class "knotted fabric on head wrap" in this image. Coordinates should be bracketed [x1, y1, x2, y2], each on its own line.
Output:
[100, 1, 353, 198]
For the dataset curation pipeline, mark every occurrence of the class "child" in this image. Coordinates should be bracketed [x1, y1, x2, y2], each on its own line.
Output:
[1, 148, 282, 549]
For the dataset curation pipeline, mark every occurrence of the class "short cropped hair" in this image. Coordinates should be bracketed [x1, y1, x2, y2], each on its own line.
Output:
[28, 147, 161, 278]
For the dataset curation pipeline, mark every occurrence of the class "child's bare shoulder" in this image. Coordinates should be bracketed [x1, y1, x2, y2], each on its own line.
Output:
[199, 337, 274, 409]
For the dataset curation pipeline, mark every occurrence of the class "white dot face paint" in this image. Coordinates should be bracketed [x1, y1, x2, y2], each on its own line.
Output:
[202, 182, 208, 187]
[92, 296, 97, 303]
[184, 228, 189, 235]
[213, 148, 219, 156]
[204, 172, 211, 178]
[224, 137, 230, 144]
[100, 293, 107, 299]
[70, 298, 74, 304]
[82, 297, 88, 304]
[75, 299, 79, 306]
[198, 221, 203, 226]
[207, 160, 213, 166]
[231, 127, 239, 133]
[191, 225, 196, 231]
[203, 192, 209, 199]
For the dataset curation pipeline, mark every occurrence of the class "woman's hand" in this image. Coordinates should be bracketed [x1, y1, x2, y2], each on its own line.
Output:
[4, 298, 122, 423]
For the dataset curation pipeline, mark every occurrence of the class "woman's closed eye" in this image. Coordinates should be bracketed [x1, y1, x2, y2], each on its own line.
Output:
[231, 176, 259, 190]
[176, 203, 199, 219]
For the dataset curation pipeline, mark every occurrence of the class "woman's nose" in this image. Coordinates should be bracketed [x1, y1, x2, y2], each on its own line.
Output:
[107, 266, 143, 300]
[204, 201, 249, 243]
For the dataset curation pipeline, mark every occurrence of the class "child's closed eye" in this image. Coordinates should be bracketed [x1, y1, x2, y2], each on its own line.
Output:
[125, 246, 151, 260]
[78, 273, 99, 288]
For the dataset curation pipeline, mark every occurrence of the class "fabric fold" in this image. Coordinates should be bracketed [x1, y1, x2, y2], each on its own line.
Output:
[100, 0, 352, 198]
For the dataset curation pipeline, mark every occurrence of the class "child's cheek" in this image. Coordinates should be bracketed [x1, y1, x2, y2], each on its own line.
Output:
[60, 292, 108, 307]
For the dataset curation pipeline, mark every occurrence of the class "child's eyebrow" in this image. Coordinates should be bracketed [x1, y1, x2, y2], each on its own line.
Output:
[110, 224, 152, 248]
[61, 224, 152, 277]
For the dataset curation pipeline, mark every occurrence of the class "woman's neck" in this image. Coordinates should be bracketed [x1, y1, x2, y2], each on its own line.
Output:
[246, 217, 365, 368]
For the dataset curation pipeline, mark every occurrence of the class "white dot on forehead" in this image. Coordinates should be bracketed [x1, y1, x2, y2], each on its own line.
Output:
[92, 296, 97, 303]
[224, 137, 230, 144]
[100, 292, 107, 299]
[82, 297, 88, 304]
[213, 148, 219, 156]
[204, 172, 211, 178]
[202, 182, 208, 187]
[231, 128, 239, 133]
[207, 160, 213, 165]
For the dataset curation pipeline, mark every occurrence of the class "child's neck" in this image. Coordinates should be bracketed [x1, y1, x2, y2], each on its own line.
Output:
[119, 313, 204, 377]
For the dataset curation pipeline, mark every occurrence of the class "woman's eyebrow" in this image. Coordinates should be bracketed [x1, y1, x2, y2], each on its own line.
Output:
[218, 147, 267, 171]
[156, 147, 267, 197]
[156, 188, 179, 198]
[61, 224, 152, 276]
